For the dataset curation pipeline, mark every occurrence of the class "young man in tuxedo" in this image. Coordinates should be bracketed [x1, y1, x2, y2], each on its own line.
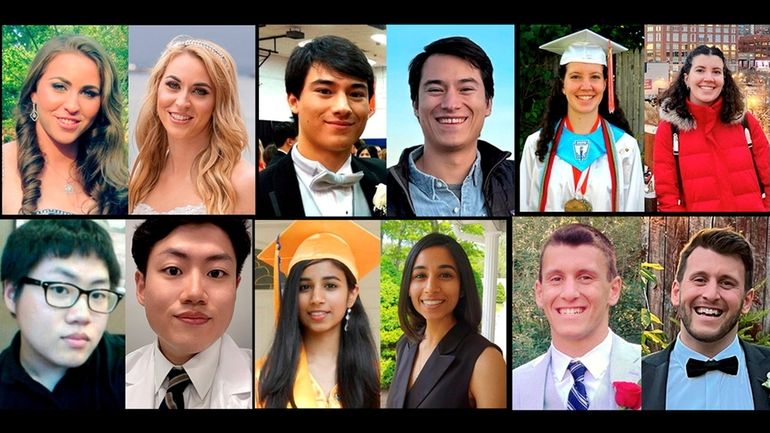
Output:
[513, 223, 641, 410]
[642, 228, 770, 410]
[258, 35, 386, 217]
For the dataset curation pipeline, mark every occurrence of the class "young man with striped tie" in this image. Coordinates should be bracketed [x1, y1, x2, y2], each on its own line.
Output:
[642, 228, 770, 410]
[512, 223, 641, 410]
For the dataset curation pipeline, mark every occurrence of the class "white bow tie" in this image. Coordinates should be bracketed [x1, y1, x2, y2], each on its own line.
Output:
[309, 171, 364, 192]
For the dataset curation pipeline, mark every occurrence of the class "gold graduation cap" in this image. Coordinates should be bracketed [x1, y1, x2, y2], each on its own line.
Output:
[540, 29, 628, 113]
[257, 221, 380, 321]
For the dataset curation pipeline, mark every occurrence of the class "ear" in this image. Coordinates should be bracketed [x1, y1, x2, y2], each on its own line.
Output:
[3, 282, 18, 315]
[607, 276, 622, 307]
[413, 100, 419, 119]
[347, 284, 361, 308]
[485, 97, 493, 117]
[534, 280, 544, 309]
[368, 95, 376, 118]
[236, 276, 241, 289]
[671, 280, 681, 309]
[135, 271, 147, 306]
[287, 93, 299, 114]
[741, 288, 755, 314]
[30, 92, 37, 104]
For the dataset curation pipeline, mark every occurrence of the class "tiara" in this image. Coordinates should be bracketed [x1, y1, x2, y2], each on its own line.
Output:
[167, 35, 227, 62]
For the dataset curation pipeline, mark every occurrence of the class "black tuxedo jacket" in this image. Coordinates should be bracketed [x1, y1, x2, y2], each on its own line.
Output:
[257, 148, 386, 217]
[642, 338, 770, 410]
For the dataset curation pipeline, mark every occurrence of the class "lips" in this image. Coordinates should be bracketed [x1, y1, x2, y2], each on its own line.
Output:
[62, 332, 89, 349]
[694, 306, 723, 317]
[436, 117, 467, 125]
[308, 310, 330, 321]
[56, 116, 82, 131]
[175, 311, 211, 325]
[420, 299, 445, 308]
[556, 307, 586, 316]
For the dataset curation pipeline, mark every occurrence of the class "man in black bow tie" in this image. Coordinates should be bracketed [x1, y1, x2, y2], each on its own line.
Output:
[258, 34, 386, 217]
[642, 228, 770, 410]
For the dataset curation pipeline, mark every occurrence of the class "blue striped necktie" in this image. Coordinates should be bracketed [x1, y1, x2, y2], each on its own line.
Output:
[159, 368, 191, 410]
[567, 360, 589, 411]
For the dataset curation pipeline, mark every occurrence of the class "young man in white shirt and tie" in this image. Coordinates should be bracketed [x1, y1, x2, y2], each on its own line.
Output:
[513, 223, 641, 410]
[258, 35, 386, 217]
[642, 228, 770, 410]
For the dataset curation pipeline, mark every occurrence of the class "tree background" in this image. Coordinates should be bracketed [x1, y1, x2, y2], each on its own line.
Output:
[2, 25, 129, 144]
[380, 220, 506, 390]
[512, 217, 644, 369]
[517, 24, 644, 157]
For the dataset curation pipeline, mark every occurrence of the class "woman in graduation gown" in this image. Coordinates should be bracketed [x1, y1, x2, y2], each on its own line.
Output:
[386, 233, 506, 408]
[520, 29, 644, 212]
[255, 221, 380, 408]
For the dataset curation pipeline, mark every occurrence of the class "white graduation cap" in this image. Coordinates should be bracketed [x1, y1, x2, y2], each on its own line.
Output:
[540, 29, 627, 66]
[540, 29, 628, 113]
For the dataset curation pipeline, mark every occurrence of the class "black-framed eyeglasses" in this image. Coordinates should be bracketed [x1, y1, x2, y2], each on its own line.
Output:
[22, 277, 123, 314]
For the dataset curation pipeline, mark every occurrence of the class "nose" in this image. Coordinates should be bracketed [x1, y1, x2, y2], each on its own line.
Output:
[180, 273, 207, 304]
[440, 89, 461, 111]
[175, 91, 191, 108]
[331, 92, 352, 118]
[559, 278, 580, 301]
[62, 91, 81, 114]
[423, 274, 440, 294]
[310, 287, 325, 304]
[65, 293, 92, 324]
[579, 77, 593, 90]
[700, 280, 720, 301]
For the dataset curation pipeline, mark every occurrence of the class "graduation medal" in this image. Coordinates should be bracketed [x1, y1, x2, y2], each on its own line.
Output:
[564, 197, 592, 212]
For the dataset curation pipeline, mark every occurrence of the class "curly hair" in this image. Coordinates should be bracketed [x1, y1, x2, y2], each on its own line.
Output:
[129, 38, 247, 214]
[659, 45, 744, 124]
[14, 34, 128, 214]
[534, 64, 633, 162]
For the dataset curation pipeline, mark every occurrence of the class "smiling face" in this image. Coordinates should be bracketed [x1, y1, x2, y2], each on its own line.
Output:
[535, 244, 621, 356]
[288, 63, 372, 159]
[135, 223, 238, 365]
[156, 52, 216, 143]
[414, 54, 492, 152]
[3, 255, 110, 378]
[684, 54, 725, 106]
[297, 260, 359, 336]
[408, 246, 461, 325]
[672, 247, 753, 354]
[31, 52, 102, 147]
[562, 62, 606, 118]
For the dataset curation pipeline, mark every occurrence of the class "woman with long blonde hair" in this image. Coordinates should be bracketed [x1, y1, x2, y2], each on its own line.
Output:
[129, 36, 254, 214]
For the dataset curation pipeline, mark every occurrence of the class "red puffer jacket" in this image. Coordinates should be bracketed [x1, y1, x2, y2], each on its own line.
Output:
[654, 98, 770, 211]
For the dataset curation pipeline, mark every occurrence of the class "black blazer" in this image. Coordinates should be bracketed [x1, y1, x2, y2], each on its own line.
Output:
[386, 322, 500, 408]
[257, 148, 386, 217]
[642, 338, 770, 410]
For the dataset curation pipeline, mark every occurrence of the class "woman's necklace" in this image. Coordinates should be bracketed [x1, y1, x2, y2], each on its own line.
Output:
[44, 157, 78, 195]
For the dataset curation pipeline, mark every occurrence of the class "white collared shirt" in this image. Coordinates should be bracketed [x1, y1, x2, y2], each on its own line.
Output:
[292, 144, 354, 216]
[550, 330, 613, 408]
[153, 337, 222, 409]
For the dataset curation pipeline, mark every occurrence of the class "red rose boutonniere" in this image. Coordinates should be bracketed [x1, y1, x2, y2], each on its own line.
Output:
[613, 381, 641, 410]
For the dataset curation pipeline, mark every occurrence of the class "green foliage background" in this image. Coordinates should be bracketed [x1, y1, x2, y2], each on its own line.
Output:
[2, 25, 129, 144]
[512, 217, 643, 369]
[517, 24, 644, 156]
[380, 220, 506, 389]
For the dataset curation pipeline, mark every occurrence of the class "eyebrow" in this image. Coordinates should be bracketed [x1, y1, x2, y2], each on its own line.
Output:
[50, 266, 109, 287]
[423, 77, 480, 87]
[156, 248, 233, 263]
[49, 76, 101, 91]
[309, 78, 367, 90]
[413, 264, 457, 271]
[300, 275, 342, 282]
[164, 74, 212, 89]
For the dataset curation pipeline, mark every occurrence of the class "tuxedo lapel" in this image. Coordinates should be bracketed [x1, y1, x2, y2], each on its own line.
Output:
[741, 340, 770, 410]
[641, 341, 675, 410]
[598, 333, 641, 409]
[387, 338, 417, 408]
[266, 156, 305, 217]
[352, 157, 377, 207]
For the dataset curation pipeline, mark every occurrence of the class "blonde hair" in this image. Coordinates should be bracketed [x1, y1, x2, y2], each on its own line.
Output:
[129, 38, 247, 214]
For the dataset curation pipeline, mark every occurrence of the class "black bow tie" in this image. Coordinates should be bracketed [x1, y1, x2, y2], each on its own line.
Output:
[685, 356, 739, 377]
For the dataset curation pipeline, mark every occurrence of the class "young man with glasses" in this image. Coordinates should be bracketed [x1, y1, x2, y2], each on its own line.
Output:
[0, 220, 125, 409]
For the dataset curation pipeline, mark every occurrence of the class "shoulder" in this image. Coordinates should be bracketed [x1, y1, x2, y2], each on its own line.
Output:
[2, 141, 18, 172]
[513, 351, 549, 377]
[232, 159, 256, 190]
[641, 347, 670, 366]
[524, 130, 542, 146]
[125, 342, 154, 369]
[354, 155, 387, 177]
[474, 345, 505, 370]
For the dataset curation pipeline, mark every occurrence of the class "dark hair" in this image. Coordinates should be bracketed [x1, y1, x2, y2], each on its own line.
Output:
[1, 220, 121, 303]
[676, 228, 753, 292]
[131, 218, 251, 276]
[273, 122, 297, 149]
[284, 35, 374, 124]
[258, 259, 379, 408]
[357, 145, 379, 158]
[660, 45, 744, 125]
[539, 223, 618, 282]
[535, 64, 633, 162]
[408, 36, 494, 106]
[14, 34, 127, 214]
[398, 233, 482, 343]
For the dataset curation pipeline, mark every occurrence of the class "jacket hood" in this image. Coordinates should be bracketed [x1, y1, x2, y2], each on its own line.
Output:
[659, 97, 745, 132]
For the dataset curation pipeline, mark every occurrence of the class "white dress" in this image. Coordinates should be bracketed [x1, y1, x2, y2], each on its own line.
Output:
[132, 202, 206, 215]
[519, 127, 644, 212]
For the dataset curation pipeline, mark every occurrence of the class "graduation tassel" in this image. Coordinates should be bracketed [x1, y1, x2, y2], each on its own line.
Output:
[273, 234, 281, 324]
[607, 40, 615, 114]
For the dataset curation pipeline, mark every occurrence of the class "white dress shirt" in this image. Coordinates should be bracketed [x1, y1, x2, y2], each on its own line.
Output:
[549, 330, 613, 408]
[153, 338, 222, 409]
[292, 144, 355, 216]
